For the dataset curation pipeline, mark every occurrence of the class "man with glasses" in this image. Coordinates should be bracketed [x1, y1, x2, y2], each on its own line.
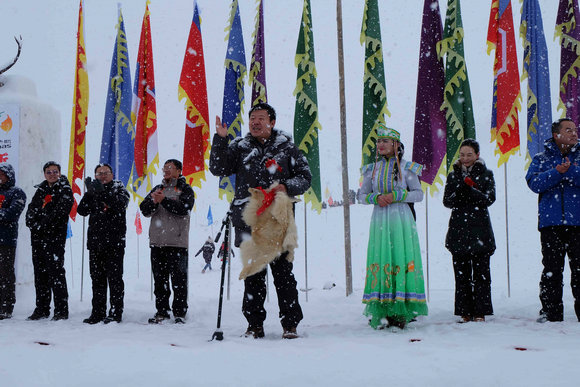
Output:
[0, 163, 26, 320]
[526, 118, 580, 323]
[140, 159, 194, 324]
[78, 164, 130, 324]
[25, 161, 73, 321]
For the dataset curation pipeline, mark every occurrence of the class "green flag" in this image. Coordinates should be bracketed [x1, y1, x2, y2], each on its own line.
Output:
[360, 0, 390, 167]
[438, 0, 476, 172]
[293, 0, 322, 213]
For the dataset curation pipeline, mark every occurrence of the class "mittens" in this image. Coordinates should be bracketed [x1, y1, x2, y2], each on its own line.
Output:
[85, 177, 95, 195]
[464, 176, 476, 187]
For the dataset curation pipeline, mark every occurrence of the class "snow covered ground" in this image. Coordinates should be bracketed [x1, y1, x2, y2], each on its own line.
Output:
[1, 0, 580, 386]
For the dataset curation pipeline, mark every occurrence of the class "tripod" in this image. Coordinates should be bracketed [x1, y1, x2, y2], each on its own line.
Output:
[210, 208, 233, 341]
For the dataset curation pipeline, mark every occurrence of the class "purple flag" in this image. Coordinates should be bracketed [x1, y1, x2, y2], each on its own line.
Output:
[556, 0, 580, 125]
[412, 0, 446, 187]
[250, 0, 267, 105]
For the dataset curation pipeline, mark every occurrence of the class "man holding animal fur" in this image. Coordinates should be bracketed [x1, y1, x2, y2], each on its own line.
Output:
[210, 103, 311, 339]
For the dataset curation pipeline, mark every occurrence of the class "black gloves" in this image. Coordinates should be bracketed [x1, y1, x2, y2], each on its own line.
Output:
[85, 177, 104, 195]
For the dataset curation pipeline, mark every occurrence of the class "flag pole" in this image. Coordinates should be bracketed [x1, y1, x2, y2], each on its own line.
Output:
[137, 233, 140, 279]
[336, 0, 353, 296]
[69, 238, 74, 288]
[304, 204, 309, 302]
[504, 164, 511, 297]
[80, 215, 86, 301]
[80, 166, 86, 302]
[425, 193, 430, 301]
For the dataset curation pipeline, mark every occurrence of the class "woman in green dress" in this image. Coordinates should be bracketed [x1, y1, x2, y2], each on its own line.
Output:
[357, 125, 428, 329]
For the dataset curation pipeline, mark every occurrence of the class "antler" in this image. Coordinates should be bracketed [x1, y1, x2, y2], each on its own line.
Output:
[0, 36, 23, 76]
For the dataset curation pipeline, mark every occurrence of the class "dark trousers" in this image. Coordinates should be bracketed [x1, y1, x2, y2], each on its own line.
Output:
[243, 253, 303, 330]
[89, 247, 125, 318]
[452, 253, 493, 317]
[539, 226, 580, 321]
[151, 246, 188, 318]
[0, 246, 16, 315]
[31, 241, 68, 317]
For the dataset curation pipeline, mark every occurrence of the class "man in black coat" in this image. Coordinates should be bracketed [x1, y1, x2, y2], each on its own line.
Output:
[78, 164, 130, 324]
[210, 103, 311, 339]
[0, 163, 26, 320]
[195, 237, 215, 273]
[25, 161, 73, 321]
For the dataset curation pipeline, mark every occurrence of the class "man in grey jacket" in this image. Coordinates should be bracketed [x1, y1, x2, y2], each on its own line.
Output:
[140, 159, 195, 324]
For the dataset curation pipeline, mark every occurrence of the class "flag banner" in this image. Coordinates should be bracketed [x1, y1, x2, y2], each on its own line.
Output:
[179, 1, 210, 189]
[487, 0, 521, 166]
[132, 0, 159, 203]
[438, 0, 476, 172]
[100, 5, 134, 187]
[135, 211, 142, 235]
[521, 0, 552, 166]
[0, 104, 20, 178]
[67, 0, 89, 221]
[556, 0, 580, 124]
[294, 0, 322, 213]
[250, 0, 267, 106]
[360, 0, 390, 167]
[207, 205, 213, 226]
[218, 0, 246, 201]
[66, 220, 73, 239]
[412, 0, 446, 192]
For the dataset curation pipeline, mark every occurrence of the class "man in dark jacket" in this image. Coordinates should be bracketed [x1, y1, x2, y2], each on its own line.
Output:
[78, 164, 130, 324]
[0, 163, 26, 320]
[526, 118, 580, 323]
[25, 161, 73, 321]
[210, 103, 311, 339]
[140, 159, 195, 324]
[195, 237, 215, 273]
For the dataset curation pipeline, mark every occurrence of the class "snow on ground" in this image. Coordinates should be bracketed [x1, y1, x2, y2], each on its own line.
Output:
[2, 207, 580, 387]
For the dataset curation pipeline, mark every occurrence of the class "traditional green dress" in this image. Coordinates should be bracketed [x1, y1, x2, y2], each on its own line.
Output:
[358, 156, 428, 328]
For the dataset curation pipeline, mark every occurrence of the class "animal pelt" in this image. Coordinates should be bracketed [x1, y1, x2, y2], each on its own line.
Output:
[239, 185, 299, 280]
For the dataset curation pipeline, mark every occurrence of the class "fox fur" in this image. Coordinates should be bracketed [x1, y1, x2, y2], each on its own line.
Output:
[239, 185, 299, 280]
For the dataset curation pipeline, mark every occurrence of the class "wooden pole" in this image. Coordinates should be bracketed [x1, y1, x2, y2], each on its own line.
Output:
[336, 0, 353, 296]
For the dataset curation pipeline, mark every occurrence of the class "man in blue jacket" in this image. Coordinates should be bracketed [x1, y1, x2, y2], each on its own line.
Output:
[526, 118, 580, 323]
[0, 163, 26, 320]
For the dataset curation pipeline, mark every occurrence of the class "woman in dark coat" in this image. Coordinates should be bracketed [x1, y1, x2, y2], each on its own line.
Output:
[443, 139, 496, 323]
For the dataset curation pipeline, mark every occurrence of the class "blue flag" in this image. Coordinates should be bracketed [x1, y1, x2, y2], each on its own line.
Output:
[218, 0, 246, 201]
[66, 220, 73, 239]
[100, 6, 135, 186]
[521, 0, 552, 166]
[207, 205, 213, 226]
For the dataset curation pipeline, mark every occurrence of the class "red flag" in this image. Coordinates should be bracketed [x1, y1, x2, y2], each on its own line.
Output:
[179, 2, 209, 189]
[487, 0, 521, 166]
[135, 211, 143, 235]
[67, 0, 89, 220]
[132, 1, 159, 202]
